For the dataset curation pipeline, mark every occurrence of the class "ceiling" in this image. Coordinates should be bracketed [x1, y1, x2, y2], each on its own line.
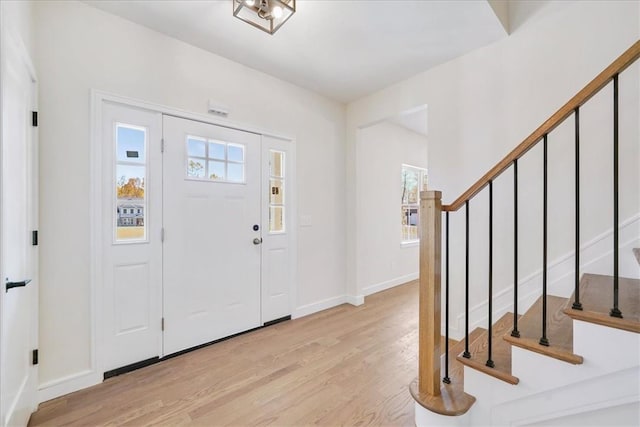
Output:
[84, 1, 509, 103]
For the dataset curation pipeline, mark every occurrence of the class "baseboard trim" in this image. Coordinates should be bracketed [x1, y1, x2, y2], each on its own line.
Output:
[346, 294, 365, 306]
[362, 272, 418, 296]
[38, 370, 101, 404]
[293, 295, 347, 319]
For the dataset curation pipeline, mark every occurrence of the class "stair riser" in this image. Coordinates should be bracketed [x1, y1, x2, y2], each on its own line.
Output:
[573, 320, 640, 370]
[438, 319, 640, 427]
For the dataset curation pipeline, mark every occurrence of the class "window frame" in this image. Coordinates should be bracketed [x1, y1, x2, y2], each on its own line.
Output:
[114, 122, 149, 244]
[401, 164, 427, 245]
[268, 150, 286, 234]
[184, 135, 246, 184]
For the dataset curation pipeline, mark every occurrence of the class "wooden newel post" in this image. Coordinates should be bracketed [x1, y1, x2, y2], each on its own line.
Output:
[419, 190, 442, 396]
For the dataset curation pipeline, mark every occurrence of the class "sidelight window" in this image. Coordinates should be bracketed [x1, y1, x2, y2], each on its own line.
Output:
[115, 123, 147, 242]
[269, 150, 285, 233]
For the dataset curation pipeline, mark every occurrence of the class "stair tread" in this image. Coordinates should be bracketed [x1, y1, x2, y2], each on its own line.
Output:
[456, 313, 519, 385]
[409, 330, 481, 416]
[409, 378, 476, 416]
[446, 327, 484, 385]
[503, 295, 583, 364]
[564, 273, 640, 333]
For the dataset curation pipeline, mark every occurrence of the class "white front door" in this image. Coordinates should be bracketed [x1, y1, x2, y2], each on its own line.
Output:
[0, 31, 38, 427]
[162, 116, 262, 355]
[101, 103, 163, 373]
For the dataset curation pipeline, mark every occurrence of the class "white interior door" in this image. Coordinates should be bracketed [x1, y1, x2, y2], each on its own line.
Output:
[162, 116, 261, 355]
[101, 102, 162, 373]
[0, 31, 38, 427]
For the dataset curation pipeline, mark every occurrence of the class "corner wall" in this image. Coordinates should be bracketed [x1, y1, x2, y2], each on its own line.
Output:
[34, 0, 346, 394]
[356, 121, 428, 297]
[346, 1, 640, 336]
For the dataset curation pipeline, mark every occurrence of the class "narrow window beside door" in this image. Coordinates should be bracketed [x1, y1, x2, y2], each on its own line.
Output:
[115, 123, 147, 242]
[269, 150, 285, 233]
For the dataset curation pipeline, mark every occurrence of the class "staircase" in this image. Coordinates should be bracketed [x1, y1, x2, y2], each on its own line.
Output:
[410, 40, 640, 426]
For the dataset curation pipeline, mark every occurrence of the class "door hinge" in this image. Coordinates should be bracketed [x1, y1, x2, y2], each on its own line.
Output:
[161, 318, 165, 331]
[161, 228, 165, 242]
[32, 349, 39, 365]
[161, 138, 164, 153]
[32, 111, 38, 127]
[32, 230, 38, 246]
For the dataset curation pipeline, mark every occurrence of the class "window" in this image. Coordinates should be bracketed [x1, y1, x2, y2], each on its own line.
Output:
[186, 136, 245, 183]
[269, 150, 285, 233]
[115, 123, 147, 242]
[401, 164, 427, 243]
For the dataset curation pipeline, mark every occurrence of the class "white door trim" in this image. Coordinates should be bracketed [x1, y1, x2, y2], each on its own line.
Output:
[50, 90, 298, 404]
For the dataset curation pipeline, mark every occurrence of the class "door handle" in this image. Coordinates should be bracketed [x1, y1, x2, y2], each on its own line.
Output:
[6, 279, 31, 293]
[253, 238, 263, 245]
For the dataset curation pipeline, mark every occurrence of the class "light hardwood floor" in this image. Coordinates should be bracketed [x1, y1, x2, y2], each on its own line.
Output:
[30, 281, 424, 426]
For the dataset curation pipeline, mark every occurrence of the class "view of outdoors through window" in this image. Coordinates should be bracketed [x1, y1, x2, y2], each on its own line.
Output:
[186, 136, 245, 183]
[115, 124, 147, 242]
[269, 150, 285, 232]
[401, 164, 427, 242]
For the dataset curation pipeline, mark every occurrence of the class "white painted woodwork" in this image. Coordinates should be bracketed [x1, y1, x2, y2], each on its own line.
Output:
[101, 103, 163, 371]
[0, 29, 38, 427]
[162, 116, 261, 355]
[415, 317, 640, 426]
[261, 136, 294, 323]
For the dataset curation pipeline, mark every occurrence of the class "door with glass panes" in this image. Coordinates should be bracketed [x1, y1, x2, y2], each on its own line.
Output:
[101, 104, 293, 371]
[162, 116, 262, 355]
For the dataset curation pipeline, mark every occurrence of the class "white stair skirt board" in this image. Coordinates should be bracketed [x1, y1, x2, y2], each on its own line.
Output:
[491, 367, 639, 426]
[415, 320, 640, 426]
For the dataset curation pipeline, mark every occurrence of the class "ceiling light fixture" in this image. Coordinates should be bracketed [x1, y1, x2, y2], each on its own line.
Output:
[233, 0, 295, 35]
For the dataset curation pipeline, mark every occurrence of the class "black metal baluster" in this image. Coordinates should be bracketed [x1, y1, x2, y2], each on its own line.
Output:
[463, 200, 471, 358]
[540, 135, 550, 347]
[572, 107, 583, 310]
[443, 211, 451, 384]
[486, 181, 495, 368]
[512, 160, 520, 337]
[611, 74, 623, 318]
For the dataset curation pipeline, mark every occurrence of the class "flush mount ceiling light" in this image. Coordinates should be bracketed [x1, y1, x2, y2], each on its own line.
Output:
[233, 0, 296, 35]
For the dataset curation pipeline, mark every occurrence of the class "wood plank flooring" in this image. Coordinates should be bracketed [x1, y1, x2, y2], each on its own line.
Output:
[30, 281, 433, 427]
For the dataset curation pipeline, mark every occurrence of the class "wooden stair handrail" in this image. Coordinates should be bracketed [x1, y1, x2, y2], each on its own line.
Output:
[443, 40, 640, 212]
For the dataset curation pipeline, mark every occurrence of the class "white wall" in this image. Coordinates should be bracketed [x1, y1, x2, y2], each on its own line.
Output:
[0, 1, 35, 59]
[346, 1, 640, 336]
[34, 0, 346, 390]
[356, 121, 428, 296]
